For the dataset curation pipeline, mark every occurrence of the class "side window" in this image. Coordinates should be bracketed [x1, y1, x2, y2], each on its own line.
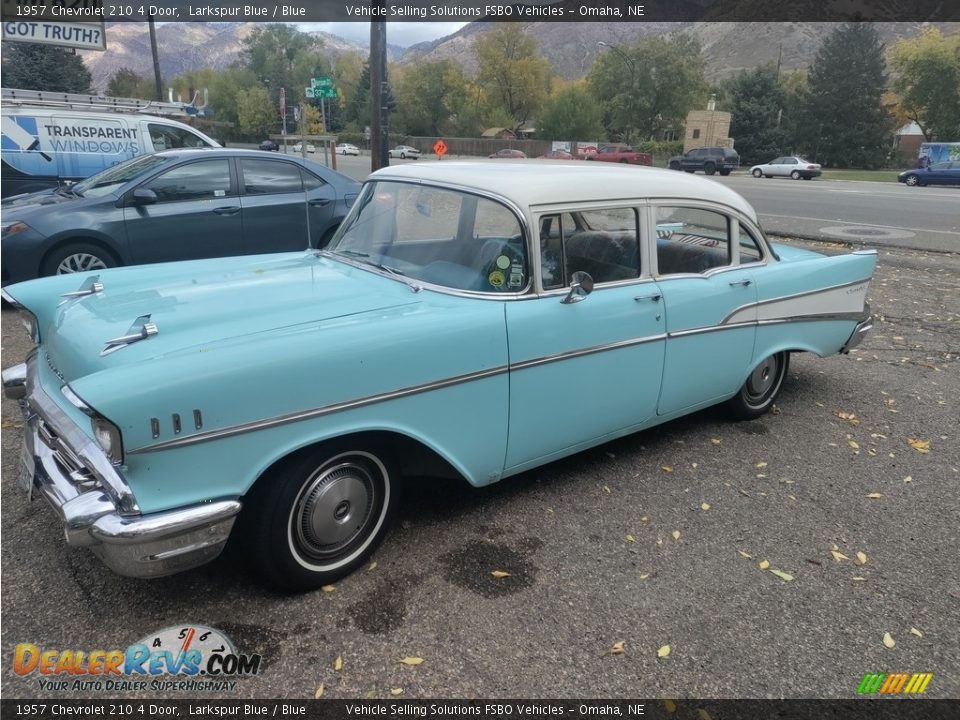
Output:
[147, 123, 211, 151]
[239, 159, 303, 195]
[738, 222, 763, 264]
[655, 206, 731, 275]
[541, 208, 639, 289]
[143, 160, 232, 203]
[301, 169, 326, 191]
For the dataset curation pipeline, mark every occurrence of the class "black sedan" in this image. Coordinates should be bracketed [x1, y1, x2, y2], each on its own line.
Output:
[898, 161, 960, 187]
[1, 149, 360, 285]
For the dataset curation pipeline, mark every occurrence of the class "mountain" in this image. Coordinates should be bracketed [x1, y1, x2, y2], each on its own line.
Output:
[76, 21, 959, 91]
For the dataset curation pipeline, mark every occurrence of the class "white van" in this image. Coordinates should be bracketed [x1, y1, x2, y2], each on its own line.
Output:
[1, 92, 220, 198]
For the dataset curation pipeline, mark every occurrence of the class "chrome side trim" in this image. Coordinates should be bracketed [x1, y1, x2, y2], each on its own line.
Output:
[129, 364, 511, 454]
[668, 321, 755, 339]
[668, 313, 867, 340]
[61, 384, 95, 416]
[1, 288, 23, 308]
[511, 333, 667, 371]
[719, 277, 873, 325]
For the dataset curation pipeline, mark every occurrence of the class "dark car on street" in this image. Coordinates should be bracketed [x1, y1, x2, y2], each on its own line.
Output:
[1, 149, 361, 285]
[259, 139, 280, 152]
[668, 146, 740, 176]
[898, 161, 960, 187]
[489, 149, 527, 159]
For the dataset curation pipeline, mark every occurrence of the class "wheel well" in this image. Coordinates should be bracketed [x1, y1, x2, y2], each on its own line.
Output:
[40, 237, 120, 275]
[243, 430, 465, 502]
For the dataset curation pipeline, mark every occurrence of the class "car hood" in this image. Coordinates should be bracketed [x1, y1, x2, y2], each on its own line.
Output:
[28, 252, 421, 386]
[2, 188, 86, 211]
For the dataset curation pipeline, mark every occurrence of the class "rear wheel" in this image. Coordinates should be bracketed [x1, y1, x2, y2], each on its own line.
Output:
[41, 242, 117, 277]
[726, 352, 789, 420]
[704, 162, 716, 176]
[752, 168, 763, 178]
[249, 440, 399, 591]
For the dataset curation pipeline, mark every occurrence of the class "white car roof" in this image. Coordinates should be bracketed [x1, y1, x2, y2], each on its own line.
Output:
[370, 161, 758, 221]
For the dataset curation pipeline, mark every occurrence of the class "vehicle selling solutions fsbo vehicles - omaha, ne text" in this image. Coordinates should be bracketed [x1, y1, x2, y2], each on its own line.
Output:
[2, 162, 876, 591]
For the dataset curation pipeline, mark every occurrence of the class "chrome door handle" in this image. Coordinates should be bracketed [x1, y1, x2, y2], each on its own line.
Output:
[729, 279, 752, 287]
[634, 293, 662, 302]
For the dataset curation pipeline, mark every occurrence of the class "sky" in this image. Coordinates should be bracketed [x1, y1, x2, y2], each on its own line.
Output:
[300, 22, 469, 48]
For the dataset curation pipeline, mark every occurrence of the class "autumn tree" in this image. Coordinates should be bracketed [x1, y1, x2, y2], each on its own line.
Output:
[394, 60, 470, 136]
[589, 35, 707, 143]
[241, 25, 324, 95]
[536, 84, 604, 142]
[797, 23, 892, 168]
[236, 86, 278, 138]
[888, 28, 960, 141]
[107, 68, 155, 99]
[1, 42, 92, 93]
[475, 25, 552, 132]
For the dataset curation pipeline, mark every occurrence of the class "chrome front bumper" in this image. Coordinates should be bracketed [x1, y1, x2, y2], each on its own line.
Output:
[2, 356, 241, 578]
[841, 304, 873, 354]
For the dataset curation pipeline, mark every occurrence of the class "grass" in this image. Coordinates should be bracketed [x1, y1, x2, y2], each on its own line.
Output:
[818, 168, 901, 183]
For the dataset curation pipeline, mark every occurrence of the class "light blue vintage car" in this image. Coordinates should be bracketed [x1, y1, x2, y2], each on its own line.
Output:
[2, 162, 876, 590]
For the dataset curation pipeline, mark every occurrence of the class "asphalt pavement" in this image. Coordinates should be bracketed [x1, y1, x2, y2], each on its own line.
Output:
[2, 238, 957, 700]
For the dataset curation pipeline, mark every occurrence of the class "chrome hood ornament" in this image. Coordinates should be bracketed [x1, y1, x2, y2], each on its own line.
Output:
[101, 315, 158, 356]
[61, 275, 104, 299]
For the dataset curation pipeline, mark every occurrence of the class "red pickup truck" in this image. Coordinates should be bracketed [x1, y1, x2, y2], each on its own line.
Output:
[585, 143, 653, 166]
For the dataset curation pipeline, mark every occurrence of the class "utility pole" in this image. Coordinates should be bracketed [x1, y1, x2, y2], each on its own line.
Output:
[148, 15, 162, 101]
[370, 4, 389, 171]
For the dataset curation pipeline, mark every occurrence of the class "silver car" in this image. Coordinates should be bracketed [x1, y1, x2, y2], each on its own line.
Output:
[388, 145, 421, 159]
[751, 156, 822, 180]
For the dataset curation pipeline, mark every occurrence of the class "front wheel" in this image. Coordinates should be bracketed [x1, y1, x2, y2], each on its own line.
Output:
[752, 168, 763, 178]
[41, 242, 117, 277]
[669, 161, 681, 170]
[704, 162, 716, 176]
[249, 441, 399, 591]
[790, 170, 801, 180]
[726, 352, 789, 420]
[904, 175, 920, 187]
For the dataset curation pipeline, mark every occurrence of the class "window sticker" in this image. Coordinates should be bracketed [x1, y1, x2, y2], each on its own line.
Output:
[488, 270, 505, 288]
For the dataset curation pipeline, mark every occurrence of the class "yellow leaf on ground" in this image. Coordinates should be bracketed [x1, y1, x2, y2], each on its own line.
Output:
[314, 683, 325, 699]
[390, 688, 404, 696]
[698, 710, 713, 720]
[639, 572, 650, 580]
[756, 462, 768, 468]
[640, 515, 649, 523]
[491, 570, 511, 578]
[770, 569, 794, 581]
[656, 538, 663, 546]
[672, 530, 681, 540]
[866, 493, 883, 499]
[910, 628, 923, 637]
[333, 655, 343, 671]
[625, 534, 635, 543]
[368, 561, 378, 571]
[657, 645, 671, 658]
[663, 700, 677, 713]
[609, 641, 626, 655]
[883, 633, 896, 648]
[603, 485, 611, 493]
[852, 576, 866, 581]
[711, 438, 721, 445]
[903, 476, 913, 484]
[321, 585, 336, 593]
[661, 465, 674, 473]
[759, 560, 770, 570]
[856, 551, 867, 565]
[738, 550, 752, 559]
[831, 550, 849, 562]
[848, 439, 860, 450]
[399, 656, 424, 666]
[907, 438, 930, 453]
[701, 502, 711, 511]
[833, 410, 860, 425]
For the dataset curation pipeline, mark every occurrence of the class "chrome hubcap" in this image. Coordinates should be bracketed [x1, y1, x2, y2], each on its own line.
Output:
[746, 356, 778, 401]
[57, 253, 107, 274]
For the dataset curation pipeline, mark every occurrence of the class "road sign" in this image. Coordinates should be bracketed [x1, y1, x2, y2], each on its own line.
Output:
[305, 88, 314, 98]
[311, 77, 333, 89]
[433, 139, 448, 157]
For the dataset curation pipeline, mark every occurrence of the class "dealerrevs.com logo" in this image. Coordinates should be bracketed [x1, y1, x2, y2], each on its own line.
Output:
[13, 625, 262, 693]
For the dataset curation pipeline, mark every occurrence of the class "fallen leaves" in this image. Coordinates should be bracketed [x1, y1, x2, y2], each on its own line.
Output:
[314, 683, 325, 698]
[657, 644, 671, 658]
[399, 656, 424, 666]
[831, 550, 850, 562]
[609, 641, 626, 655]
[848, 439, 860, 451]
[758, 560, 770, 570]
[672, 530, 681, 541]
[883, 633, 896, 649]
[390, 688, 404, 696]
[661, 465, 674, 473]
[333, 655, 343, 671]
[833, 410, 860, 426]
[625, 534, 635, 543]
[710, 438, 721, 445]
[866, 492, 883, 499]
[907, 438, 931, 453]
[490, 570, 511, 578]
[856, 551, 868, 565]
[700, 502, 711, 511]
[738, 550, 752, 559]
[769, 569, 794, 582]
[321, 585, 336, 593]
[910, 628, 923, 638]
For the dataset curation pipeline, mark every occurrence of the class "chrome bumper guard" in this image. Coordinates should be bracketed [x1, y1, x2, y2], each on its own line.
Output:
[3, 356, 241, 578]
[840, 304, 873, 354]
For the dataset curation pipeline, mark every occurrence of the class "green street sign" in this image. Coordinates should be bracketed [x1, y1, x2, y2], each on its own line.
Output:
[319, 87, 337, 99]
[311, 76, 332, 89]
[305, 87, 314, 98]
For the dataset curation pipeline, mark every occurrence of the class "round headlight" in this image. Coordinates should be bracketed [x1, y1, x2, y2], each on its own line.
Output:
[91, 417, 124, 465]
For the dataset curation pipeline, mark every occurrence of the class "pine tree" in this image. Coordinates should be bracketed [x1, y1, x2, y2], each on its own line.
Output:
[799, 23, 892, 168]
[727, 65, 789, 165]
[1, 42, 93, 93]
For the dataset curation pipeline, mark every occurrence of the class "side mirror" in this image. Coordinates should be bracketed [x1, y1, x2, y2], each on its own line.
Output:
[131, 188, 158, 206]
[561, 271, 594, 304]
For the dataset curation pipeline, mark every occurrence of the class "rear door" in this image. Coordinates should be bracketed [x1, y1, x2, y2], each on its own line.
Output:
[123, 157, 243, 264]
[237, 157, 336, 252]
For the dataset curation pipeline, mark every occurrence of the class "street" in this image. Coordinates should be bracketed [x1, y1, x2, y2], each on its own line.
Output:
[2, 238, 957, 699]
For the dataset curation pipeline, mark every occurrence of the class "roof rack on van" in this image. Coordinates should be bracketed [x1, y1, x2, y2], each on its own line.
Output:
[1, 88, 200, 117]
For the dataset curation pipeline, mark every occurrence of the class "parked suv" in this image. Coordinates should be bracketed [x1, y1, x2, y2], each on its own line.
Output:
[668, 147, 740, 176]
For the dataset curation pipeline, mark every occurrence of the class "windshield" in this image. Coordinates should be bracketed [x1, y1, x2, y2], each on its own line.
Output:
[328, 180, 528, 294]
[72, 154, 172, 197]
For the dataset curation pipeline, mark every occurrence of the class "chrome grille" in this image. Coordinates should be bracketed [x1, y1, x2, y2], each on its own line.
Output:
[36, 417, 98, 490]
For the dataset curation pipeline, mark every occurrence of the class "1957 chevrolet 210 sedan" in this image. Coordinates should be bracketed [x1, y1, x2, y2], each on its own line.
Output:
[2, 162, 876, 590]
